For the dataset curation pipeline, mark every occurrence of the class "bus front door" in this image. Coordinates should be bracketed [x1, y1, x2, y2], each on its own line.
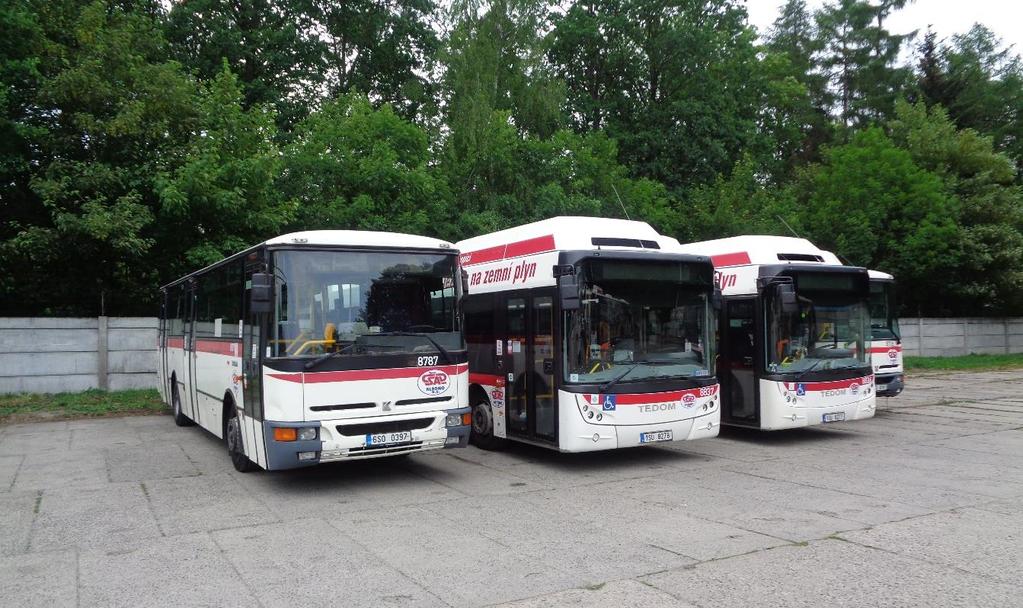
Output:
[720, 298, 758, 425]
[503, 291, 557, 444]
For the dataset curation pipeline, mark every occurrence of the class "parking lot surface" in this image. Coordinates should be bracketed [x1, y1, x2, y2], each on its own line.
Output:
[2, 370, 1022, 607]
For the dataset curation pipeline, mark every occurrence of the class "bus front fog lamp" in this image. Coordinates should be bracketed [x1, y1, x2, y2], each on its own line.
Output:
[297, 427, 318, 441]
[297, 451, 317, 461]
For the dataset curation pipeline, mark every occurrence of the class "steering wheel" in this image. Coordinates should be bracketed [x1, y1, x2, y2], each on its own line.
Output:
[589, 360, 612, 373]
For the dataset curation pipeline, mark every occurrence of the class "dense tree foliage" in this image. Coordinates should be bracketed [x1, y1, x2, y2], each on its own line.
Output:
[1, 0, 1022, 316]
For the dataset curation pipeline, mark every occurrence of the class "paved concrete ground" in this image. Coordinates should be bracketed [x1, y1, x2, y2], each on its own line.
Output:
[2, 370, 1022, 608]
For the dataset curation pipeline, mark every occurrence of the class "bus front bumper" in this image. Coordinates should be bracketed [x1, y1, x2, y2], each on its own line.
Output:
[263, 407, 470, 470]
[876, 373, 904, 397]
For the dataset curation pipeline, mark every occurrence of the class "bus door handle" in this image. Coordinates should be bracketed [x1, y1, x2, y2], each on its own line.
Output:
[743, 356, 753, 366]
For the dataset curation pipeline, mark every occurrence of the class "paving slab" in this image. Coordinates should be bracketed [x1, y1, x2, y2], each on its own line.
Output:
[214, 518, 445, 608]
[0, 549, 77, 608]
[839, 507, 1023, 586]
[495, 579, 698, 608]
[0, 429, 72, 456]
[515, 481, 790, 562]
[78, 532, 257, 608]
[421, 494, 694, 582]
[330, 505, 581, 607]
[12, 448, 109, 492]
[0, 454, 22, 492]
[0, 491, 37, 556]
[29, 481, 162, 553]
[105, 443, 200, 482]
[640, 538, 1023, 608]
[144, 473, 279, 536]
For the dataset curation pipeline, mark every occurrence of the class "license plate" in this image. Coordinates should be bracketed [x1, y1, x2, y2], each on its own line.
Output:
[640, 430, 673, 443]
[366, 431, 412, 446]
[822, 412, 846, 423]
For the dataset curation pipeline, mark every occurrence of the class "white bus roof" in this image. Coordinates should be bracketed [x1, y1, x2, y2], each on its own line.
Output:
[868, 269, 894, 281]
[676, 235, 842, 267]
[264, 230, 455, 250]
[455, 216, 675, 265]
[162, 230, 455, 289]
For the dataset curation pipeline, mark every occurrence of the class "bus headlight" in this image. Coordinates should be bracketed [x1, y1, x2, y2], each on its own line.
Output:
[297, 427, 318, 441]
[446, 413, 469, 427]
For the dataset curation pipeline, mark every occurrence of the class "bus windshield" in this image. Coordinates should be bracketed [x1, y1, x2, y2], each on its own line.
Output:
[563, 259, 715, 385]
[869, 281, 900, 340]
[272, 250, 462, 358]
[766, 275, 869, 374]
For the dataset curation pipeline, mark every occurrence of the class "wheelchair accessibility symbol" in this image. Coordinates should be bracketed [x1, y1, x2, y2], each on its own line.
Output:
[602, 395, 617, 411]
[796, 383, 806, 397]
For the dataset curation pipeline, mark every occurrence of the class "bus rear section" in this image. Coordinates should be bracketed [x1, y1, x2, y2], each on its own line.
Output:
[159, 230, 470, 472]
[457, 217, 721, 453]
[868, 270, 904, 396]
[678, 236, 877, 430]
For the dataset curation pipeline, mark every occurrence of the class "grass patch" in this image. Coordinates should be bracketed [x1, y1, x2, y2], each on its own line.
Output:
[0, 389, 165, 424]
[904, 353, 1023, 372]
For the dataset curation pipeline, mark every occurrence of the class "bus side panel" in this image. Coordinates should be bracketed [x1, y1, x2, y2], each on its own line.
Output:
[193, 339, 243, 439]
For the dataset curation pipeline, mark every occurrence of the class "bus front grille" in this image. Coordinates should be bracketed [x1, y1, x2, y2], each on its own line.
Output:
[335, 417, 435, 436]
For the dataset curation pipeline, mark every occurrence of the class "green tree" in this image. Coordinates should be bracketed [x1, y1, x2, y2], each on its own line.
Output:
[815, 0, 914, 127]
[281, 94, 451, 238]
[166, 0, 324, 128]
[938, 26, 1023, 173]
[549, 0, 768, 192]
[157, 66, 294, 274]
[796, 127, 961, 314]
[684, 155, 798, 241]
[1, 1, 197, 315]
[307, 0, 440, 122]
[890, 100, 1023, 313]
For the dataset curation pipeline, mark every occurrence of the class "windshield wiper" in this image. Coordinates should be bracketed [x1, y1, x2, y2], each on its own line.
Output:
[791, 359, 823, 382]
[303, 342, 359, 371]
[370, 331, 452, 364]
[599, 363, 639, 393]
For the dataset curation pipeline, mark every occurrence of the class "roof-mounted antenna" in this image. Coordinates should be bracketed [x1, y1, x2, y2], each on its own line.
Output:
[612, 184, 631, 221]
[777, 215, 801, 238]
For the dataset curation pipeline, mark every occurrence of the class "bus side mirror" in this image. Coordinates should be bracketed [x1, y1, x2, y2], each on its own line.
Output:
[778, 283, 798, 314]
[711, 288, 722, 311]
[250, 273, 272, 314]
[461, 269, 469, 295]
[558, 275, 580, 311]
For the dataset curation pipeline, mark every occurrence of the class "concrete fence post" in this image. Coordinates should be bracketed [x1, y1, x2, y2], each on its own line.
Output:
[918, 317, 924, 356]
[962, 318, 969, 356]
[97, 315, 109, 390]
[1006, 318, 1011, 355]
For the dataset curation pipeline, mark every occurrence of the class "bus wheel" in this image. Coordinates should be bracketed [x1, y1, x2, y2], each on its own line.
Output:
[225, 408, 257, 473]
[171, 381, 193, 427]
[470, 399, 504, 450]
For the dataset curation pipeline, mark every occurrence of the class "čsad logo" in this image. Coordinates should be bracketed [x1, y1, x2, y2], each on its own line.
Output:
[418, 369, 450, 396]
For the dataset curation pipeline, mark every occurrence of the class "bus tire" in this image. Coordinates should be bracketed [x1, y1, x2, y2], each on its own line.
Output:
[470, 397, 504, 451]
[225, 406, 258, 473]
[171, 379, 193, 427]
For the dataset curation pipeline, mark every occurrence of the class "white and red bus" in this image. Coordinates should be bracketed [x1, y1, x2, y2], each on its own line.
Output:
[455, 217, 720, 452]
[158, 230, 470, 472]
[868, 270, 904, 396]
[676, 236, 876, 430]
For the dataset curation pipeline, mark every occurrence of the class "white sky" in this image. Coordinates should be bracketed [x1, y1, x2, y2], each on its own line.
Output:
[746, 0, 1023, 54]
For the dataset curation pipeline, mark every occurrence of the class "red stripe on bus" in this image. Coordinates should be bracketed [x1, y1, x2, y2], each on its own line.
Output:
[711, 252, 751, 267]
[868, 345, 902, 354]
[167, 337, 184, 349]
[784, 376, 873, 391]
[461, 234, 556, 267]
[268, 363, 469, 384]
[585, 384, 719, 405]
[469, 373, 505, 387]
[195, 340, 242, 356]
